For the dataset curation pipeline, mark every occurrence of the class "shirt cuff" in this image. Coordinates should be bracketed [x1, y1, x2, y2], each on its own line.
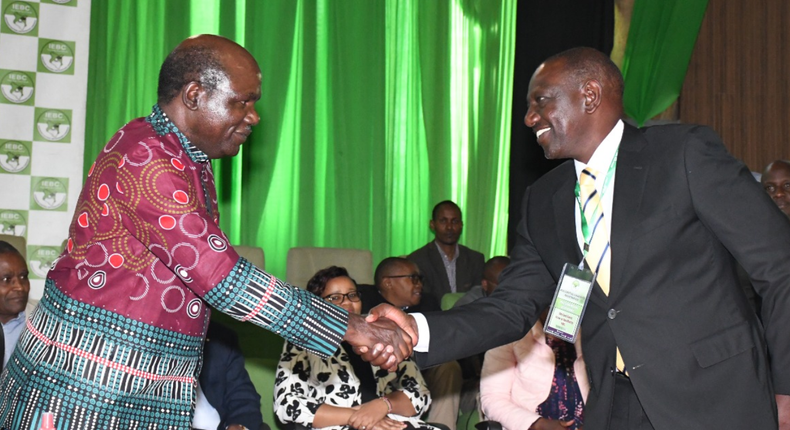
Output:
[411, 312, 431, 352]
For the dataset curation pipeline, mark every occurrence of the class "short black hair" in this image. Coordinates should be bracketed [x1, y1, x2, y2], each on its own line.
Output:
[548, 47, 624, 100]
[374, 256, 412, 287]
[157, 45, 227, 105]
[0, 240, 22, 256]
[483, 256, 510, 284]
[431, 200, 461, 221]
[306, 266, 354, 297]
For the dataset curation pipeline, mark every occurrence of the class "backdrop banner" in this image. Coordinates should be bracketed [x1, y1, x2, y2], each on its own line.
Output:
[0, 0, 91, 298]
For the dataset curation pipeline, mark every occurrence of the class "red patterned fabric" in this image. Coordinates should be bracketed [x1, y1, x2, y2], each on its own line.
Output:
[54, 117, 237, 336]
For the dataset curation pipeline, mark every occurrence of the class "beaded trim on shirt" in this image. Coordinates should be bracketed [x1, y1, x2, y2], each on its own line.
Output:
[146, 104, 209, 163]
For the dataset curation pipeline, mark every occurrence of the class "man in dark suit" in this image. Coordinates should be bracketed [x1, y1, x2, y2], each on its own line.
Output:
[368, 47, 790, 429]
[407, 201, 485, 301]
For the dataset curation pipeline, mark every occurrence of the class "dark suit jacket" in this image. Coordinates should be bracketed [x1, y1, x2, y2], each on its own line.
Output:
[407, 242, 485, 300]
[415, 124, 790, 429]
[200, 322, 268, 430]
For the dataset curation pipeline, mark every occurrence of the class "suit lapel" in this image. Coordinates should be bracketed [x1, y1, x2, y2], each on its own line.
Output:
[553, 172, 608, 308]
[609, 125, 649, 299]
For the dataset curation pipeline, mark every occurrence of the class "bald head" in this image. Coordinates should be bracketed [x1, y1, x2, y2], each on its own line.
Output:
[761, 160, 790, 217]
[157, 35, 259, 105]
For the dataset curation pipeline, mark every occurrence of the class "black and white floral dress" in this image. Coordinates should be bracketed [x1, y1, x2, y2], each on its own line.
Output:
[274, 341, 439, 430]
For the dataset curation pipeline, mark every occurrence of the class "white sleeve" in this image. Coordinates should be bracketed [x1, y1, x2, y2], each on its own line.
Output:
[411, 312, 431, 352]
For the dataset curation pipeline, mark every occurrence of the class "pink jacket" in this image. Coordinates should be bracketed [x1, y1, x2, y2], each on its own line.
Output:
[480, 322, 589, 430]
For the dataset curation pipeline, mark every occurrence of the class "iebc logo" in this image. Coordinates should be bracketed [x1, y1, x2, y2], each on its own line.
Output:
[2, 1, 38, 35]
[0, 69, 35, 105]
[38, 39, 75, 74]
[0, 209, 27, 237]
[0, 140, 31, 173]
[35, 109, 71, 142]
[31, 176, 68, 211]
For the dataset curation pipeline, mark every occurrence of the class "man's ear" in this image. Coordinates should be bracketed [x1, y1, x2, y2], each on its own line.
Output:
[582, 80, 603, 114]
[181, 81, 201, 111]
[429, 219, 436, 233]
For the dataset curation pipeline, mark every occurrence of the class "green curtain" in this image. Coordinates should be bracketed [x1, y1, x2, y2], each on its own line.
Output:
[621, 0, 708, 125]
[86, 0, 515, 279]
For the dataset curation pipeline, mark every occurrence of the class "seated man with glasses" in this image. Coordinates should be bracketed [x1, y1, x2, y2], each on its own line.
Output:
[274, 265, 441, 430]
[360, 258, 462, 430]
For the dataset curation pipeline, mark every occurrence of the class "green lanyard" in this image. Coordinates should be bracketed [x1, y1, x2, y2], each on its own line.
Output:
[574, 148, 619, 262]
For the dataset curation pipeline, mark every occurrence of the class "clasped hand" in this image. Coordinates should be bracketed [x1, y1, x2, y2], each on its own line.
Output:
[343, 304, 419, 371]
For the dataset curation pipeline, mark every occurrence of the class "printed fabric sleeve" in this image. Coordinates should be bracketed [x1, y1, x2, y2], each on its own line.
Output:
[273, 342, 324, 428]
[387, 358, 432, 416]
[479, 341, 541, 429]
[205, 258, 348, 358]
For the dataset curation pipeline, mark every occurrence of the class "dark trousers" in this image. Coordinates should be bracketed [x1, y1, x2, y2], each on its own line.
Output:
[610, 373, 655, 430]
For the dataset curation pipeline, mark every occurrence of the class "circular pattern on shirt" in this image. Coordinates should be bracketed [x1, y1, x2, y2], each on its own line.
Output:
[174, 264, 192, 283]
[103, 129, 124, 152]
[77, 212, 89, 228]
[66, 238, 74, 253]
[88, 162, 95, 177]
[149, 244, 177, 284]
[97, 183, 110, 201]
[88, 270, 106, 290]
[171, 158, 185, 171]
[82, 242, 109, 268]
[207, 234, 227, 252]
[123, 140, 154, 167]
[108, 253, 124, 269]
[159, 215, 177, 230]
[173, 190, 189, 205]
[118, 157, 126, 168]
[179, 213, 208, 238]
[171, 243, 199, 270]
[101, 203, 110, 217]
[186, 298, 202, 319]
[130, 273, 150, 301]
[161, 285, 185, 313]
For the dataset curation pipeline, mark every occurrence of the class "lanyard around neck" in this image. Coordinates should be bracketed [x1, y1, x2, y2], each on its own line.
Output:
[574, 148, 619, 261]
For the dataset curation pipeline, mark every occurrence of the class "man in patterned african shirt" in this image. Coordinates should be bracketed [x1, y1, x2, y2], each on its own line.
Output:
[0, 35, 410, 430]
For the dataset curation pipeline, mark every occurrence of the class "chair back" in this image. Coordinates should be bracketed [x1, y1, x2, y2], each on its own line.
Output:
[286, 247, 373, 289]
[235, 245, 265, 270]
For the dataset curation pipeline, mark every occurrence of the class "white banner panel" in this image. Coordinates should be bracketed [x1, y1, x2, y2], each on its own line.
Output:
[0, 0, 91, 299]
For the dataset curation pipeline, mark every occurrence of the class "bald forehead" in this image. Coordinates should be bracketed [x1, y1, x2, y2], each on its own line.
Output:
[763, 161, 790, 181]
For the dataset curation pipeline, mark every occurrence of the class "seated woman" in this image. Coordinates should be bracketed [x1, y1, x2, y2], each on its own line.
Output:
[274, 266, 440, 430]
[479, 311, 588, 430]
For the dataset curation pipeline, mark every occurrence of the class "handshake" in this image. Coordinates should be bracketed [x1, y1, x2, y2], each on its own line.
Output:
[343, 304, 420, 371]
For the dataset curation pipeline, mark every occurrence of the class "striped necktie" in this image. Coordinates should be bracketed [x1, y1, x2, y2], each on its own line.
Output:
[579, 167, 625, 372]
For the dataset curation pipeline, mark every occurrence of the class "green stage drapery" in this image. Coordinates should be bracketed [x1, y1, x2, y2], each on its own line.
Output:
[621, 0, 708, 125]
[86, 0, 515, 279]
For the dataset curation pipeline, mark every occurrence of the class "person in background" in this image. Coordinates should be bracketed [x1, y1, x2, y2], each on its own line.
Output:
[408, 201, 485, 302]
[453, 257, 510, 308]
[192, 321, 268, 430]
[0, 241, 36, 376]
[479, 309, 588, 430]
[761, 159, 790, 218]
[361, 258, 461, 430]
[274, 266, 439, 430]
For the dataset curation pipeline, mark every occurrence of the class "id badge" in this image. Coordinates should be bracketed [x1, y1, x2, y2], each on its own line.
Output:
[544, 263, 595, 343]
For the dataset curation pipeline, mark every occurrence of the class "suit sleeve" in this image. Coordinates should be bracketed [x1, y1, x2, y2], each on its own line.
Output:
[683, 126, 790, 394]
[415, 188, 557, 367]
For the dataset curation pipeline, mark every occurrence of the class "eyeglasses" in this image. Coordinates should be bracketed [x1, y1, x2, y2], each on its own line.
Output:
[322, 291, 361, 304]
[383, 273, 423, 285]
